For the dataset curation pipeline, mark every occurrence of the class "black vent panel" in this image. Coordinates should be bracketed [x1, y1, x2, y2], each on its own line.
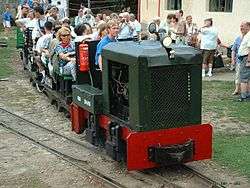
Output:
[150, 65, 191, 129]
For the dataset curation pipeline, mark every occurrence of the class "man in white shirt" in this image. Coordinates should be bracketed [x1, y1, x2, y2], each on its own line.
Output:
[129, 13, 141, 37]
[185, 15, 198, 47]
[200, 18, 218, 77]
[74, 9, 85, 26]
[32, 6, 55, 40]
[237, 22, 250, 101]
[118, 12, 133, 40]
[16, 4, 29, 19]
[15, 10, 36, 30]
[32, 6, 47, 40]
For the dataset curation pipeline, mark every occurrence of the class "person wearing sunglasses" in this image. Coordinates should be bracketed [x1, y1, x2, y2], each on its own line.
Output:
[54, 27, 76, 81]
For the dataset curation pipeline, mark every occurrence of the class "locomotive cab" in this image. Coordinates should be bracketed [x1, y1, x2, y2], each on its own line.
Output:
[71, 40, 212, 171]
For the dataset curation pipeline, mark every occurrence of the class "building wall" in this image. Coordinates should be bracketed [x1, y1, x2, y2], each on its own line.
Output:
[140, 0, 250, 45]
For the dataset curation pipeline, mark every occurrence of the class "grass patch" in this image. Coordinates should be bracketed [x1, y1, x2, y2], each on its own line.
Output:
[202, 81, 250, 123]
[203, 81, 250, 179]
[0, 28, 17, 79]
[213, 134, 250, 179]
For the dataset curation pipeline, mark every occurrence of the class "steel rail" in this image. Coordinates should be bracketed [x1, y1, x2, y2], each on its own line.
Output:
[0, 108, 174, 187]
[0, 107, 99, 154]
[145, 171, 183, 188]
[182, 165, 226, 188]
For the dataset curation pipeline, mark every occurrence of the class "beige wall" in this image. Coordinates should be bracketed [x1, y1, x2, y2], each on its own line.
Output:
[140, 0, 250, 45]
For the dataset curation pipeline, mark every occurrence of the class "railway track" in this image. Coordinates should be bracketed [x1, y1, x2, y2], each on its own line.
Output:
[181, 165, 226, 188]
[0, 107, 225, 188]
[152, 165, 226, 188]
[0, 107, 126, 188]
[0, 122, 126, 188]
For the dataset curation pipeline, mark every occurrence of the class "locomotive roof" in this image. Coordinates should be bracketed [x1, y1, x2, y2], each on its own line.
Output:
[102, 40, 202, 67]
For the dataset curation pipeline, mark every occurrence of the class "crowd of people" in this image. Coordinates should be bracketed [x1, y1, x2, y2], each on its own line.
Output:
[2, 1, 249, 102]
[12, 1, 143, 83]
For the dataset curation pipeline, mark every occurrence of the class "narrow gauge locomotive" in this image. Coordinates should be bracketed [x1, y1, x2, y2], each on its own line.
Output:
[17, 27, 212, 171]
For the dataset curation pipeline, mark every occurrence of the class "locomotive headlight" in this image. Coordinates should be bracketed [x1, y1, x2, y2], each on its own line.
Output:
[162, 36, 172, 48]
[148, 22, 157, 34]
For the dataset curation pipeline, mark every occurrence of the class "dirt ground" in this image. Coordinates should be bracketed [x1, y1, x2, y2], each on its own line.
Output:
[0, 55, 249, 187]
[0, 56, 107, 188]
[0, 128, 106, 188]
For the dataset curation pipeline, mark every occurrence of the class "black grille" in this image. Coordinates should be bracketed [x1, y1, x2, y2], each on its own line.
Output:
[150, 65, 191, 129]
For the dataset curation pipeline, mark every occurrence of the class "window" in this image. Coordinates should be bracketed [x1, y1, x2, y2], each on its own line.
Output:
[165, 0, 182, 10]
[209, 0, 233, 12]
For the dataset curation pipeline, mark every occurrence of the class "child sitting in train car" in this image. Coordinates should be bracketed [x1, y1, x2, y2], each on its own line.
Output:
[54, 27, 76, 81]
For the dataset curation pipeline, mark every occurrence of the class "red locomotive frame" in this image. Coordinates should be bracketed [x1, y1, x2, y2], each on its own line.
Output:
[71, 104, 212, 171]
